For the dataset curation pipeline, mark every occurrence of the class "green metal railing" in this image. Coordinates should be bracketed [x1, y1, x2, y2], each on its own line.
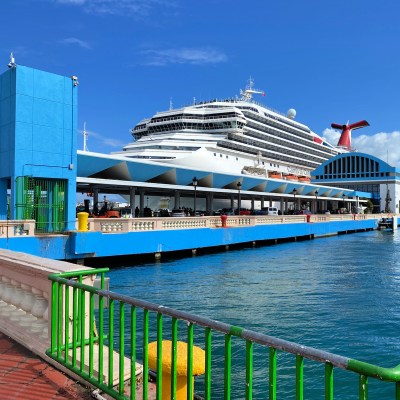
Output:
[47, 269, 400, 399]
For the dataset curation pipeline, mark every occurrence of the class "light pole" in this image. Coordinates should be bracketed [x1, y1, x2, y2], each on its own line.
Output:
[237, 182, 242, 214]
[385, 185, 392, 213]
[314, 190, 318, 214]
[292, 188, 297, 212]
[192, 177, 198, 216]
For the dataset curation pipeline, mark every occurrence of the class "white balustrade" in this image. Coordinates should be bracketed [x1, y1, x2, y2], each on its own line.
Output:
[0, 273, 49, 334]
[0, 248, 97, 358]
[0, 220, 35, 237]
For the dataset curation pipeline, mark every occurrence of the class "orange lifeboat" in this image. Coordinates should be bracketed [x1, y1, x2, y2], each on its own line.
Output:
[298, 176, 311, 183]
[268, 171, 283, 179]
[285, 174, 298, 181]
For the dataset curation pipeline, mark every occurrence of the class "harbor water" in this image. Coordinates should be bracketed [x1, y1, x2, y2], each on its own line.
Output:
[106, 230, 400, 399]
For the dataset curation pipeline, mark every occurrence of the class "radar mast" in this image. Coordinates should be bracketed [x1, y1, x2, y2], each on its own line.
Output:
[240, 77, 265, 101]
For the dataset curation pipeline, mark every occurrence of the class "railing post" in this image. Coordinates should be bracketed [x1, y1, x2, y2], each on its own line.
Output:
[72, 286, 78, 368]
[224, 333, 232, 400]
[171, 317, 178, 399]
[50, 281, 58, 354]
[156, 313, 163, 400]
[89, 292, 95, 379]
[98, 292, 104, 385]
[204, 327, 212, 400]
[396, 381, 400, 400]
[359, 374, 368, 400]
[142, 309, 149, 399]
[79, 286, 86, 374]
[246, 339, 253, 400]
[130, 306, 137, 400]
[108, 298, 114, 388]
[187, 323, 194, 399]
[325, 362, 333, 400]
[269, 347, 277, 400]
[119, 302, 125, 396]
[57, 282, 63, 359]
[296, 354, 304, 400]
[64, 286, 70, 364]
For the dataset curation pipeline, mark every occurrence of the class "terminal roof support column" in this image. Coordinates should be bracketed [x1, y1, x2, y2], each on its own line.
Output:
[261, 197, 264, 209]
[93, 189, 99, 206]
[251, 196, 255, 212]
[230, 195, 234, 210]
[280, 198, 284, 214]
[174, 190, 180, 209]
[206, 192, 213, 215]
[284, 198, 289, 213]
[129, 187, 136, 217]
[139, 190, 145, 217]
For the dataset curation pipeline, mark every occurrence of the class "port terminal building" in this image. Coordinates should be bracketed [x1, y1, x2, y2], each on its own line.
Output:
[0, 63, 398, 234]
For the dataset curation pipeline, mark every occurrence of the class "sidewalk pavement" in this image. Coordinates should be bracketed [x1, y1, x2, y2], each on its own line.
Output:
[0, 332, 92, 400]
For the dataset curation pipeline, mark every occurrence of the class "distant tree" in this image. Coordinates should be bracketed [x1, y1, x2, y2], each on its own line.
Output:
[366, 199, 374, 214]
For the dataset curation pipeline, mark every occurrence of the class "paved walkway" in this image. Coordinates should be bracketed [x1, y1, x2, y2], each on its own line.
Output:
[0, 333, 92, 399]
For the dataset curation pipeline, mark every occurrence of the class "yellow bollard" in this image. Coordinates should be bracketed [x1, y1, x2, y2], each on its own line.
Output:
[148, 340, 205, 400]
[77, 212, 89, 232]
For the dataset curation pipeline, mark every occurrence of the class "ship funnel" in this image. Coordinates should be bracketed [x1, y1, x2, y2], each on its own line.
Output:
[331, 120, 369, 150]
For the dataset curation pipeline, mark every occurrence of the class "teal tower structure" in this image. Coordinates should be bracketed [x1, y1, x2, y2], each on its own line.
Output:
[0, 63, 78, 232]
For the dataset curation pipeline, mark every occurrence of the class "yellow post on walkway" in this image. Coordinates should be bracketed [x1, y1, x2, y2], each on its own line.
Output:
[77, 212, 89, 232]
[148, 340, 205, 400]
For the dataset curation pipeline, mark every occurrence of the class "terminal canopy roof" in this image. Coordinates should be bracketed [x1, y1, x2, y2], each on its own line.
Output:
[77, 151, 371, 199]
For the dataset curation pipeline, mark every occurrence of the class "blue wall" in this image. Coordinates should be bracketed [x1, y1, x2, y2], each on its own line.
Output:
[0, 65, 78, 229]
[0, 219, 378, 260]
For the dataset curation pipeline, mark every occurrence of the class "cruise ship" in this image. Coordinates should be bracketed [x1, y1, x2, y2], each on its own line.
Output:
[114, 79, 347, 180]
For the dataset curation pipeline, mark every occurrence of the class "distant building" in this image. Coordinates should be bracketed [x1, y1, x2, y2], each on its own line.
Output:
[312, 152, 400, 213]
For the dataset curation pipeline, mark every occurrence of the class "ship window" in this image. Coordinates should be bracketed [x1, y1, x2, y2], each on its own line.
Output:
[214, 153, 216, 156]
[236, 157, 238, 161]
[226, 156, 228, 159]
[220, 154, 223, 157]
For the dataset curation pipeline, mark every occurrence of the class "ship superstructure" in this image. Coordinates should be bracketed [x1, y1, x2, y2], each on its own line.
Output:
[114, 79, 347, 179]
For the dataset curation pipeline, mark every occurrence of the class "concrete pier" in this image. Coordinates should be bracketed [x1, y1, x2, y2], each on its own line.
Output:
[0, 213, 384, 260]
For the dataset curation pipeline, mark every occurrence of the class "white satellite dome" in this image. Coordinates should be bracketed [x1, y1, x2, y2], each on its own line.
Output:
[287, 109, 296, 119]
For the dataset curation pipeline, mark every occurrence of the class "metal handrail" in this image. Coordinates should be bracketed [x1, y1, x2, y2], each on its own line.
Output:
[47, 269, 400, 400]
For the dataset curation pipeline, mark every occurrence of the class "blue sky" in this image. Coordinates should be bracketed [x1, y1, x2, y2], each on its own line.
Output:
[2, 0, 400, 167]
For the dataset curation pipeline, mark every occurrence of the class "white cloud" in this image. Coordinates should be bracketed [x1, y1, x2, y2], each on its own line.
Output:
[323, 127, 400, 168]
[61, 37, 91, 49]
[141, 47, 228, 66]
[322, 128, 341, 146]
[56, 0, 86, 4]
[52, 0, 176, 16]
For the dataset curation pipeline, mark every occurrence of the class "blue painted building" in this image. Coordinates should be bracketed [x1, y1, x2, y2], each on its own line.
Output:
[313, 152, 400, 213]
[0, 64, 78, 230]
